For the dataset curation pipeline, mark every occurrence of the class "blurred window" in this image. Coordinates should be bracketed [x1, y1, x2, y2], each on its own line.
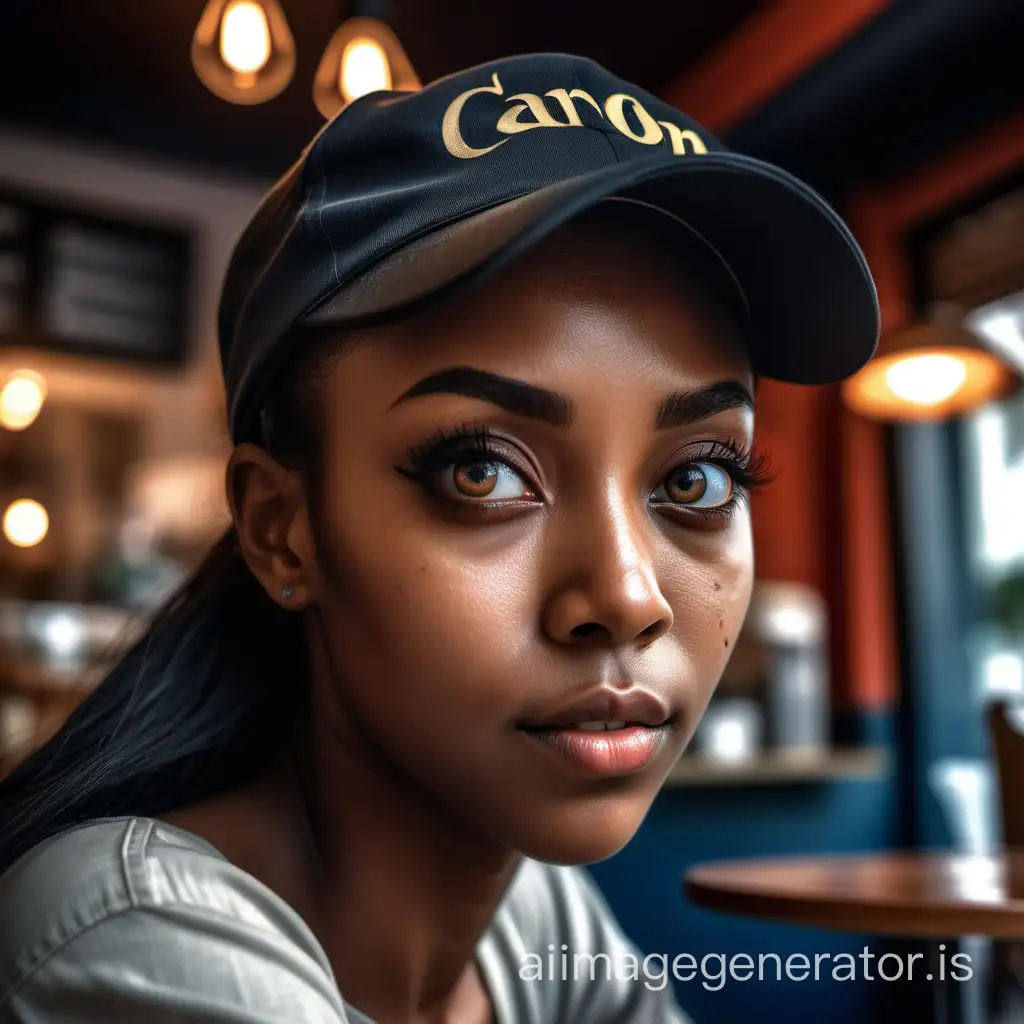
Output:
[960, 292, 1024, 700]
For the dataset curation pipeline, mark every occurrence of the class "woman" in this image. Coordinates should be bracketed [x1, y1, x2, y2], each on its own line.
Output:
[0, 54, 878, 1023]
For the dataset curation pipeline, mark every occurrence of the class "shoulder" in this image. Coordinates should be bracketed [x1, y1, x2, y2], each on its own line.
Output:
[0, 817, 345, 1021]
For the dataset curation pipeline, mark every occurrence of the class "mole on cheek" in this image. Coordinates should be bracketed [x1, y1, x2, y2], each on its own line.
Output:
[712, 580, 721, 591]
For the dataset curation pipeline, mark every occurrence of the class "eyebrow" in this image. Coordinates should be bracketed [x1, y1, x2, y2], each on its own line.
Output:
[390, 366, 574, 427]
[654, 380, 754, 430]
[390, 365, 753, 431]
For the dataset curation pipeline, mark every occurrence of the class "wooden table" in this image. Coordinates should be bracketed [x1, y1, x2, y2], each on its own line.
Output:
[686, 851, 1024, 938]
[686, 852, 1024, 1024]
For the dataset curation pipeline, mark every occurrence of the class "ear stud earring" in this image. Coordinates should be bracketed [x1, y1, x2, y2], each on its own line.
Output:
[282, 584, 293, 601]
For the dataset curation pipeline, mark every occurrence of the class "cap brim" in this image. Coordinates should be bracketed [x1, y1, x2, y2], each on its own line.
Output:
[301, 152, 879, 386]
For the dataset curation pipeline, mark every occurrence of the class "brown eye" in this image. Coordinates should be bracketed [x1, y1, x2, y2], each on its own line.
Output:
[452, 460, 499, 497]
[666, 466, 707, 503]
[440, 459, 533, 501]
[653, 462, 734, 509]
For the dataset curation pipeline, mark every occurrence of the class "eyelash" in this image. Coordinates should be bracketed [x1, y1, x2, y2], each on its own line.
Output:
[404, 424, 500, 471]
[397, 424, 774, 521]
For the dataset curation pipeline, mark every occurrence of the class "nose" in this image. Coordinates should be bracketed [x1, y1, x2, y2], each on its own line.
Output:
[541, 498, 674, 649]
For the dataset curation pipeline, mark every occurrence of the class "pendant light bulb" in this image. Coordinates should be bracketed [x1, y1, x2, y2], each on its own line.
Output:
[192, 0, 296, 106]
[220, 1, 272, 74]
[313, 16, 421, 121]
[841, 320, 1022, 422]
[341, 37, 392, 99]
[884, 353, 967, 406]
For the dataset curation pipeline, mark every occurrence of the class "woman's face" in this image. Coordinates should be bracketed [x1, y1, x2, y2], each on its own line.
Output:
[291, 214, 758, 864]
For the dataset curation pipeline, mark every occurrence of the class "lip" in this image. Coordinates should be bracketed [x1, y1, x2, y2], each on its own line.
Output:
[519, 723, 672, 777]
[518, 687, 672, 730]
[515, 685, 675, 778]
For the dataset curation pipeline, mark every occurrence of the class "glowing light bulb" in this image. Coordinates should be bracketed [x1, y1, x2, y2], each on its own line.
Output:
[0, 369, 46, 430]
[842, 320, 1020, 422]
[340, 38, 392, 101]
[220, 0, 271, 75]
[885, 353, 967, 406]
[192, 0, 295, 105]
[3, 499, 49, 548]
[313, 17, 420, 120]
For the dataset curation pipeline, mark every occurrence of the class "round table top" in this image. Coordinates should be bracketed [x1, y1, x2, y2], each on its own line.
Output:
[685, 851, 1024, 938]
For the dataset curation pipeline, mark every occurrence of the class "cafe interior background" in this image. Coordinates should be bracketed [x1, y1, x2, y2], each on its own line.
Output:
[1, 0, 1023, 1021]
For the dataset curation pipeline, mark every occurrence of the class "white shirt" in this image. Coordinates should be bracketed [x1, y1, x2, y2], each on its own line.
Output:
[0, 817, 690, 1023]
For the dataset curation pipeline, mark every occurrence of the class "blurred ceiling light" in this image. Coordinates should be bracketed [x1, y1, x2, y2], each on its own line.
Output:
[3, 499, 49, 548]
[221, 1, 271, 73]
[342, 37, 391, 97]
[0, 369, 46, 430]
[313, 15, 420, 120]
[841, 314, 1023, 422]
[192, 0, 296, 105]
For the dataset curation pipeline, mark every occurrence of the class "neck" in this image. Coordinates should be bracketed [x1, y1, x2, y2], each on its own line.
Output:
[163, 626, 521, 1023]
[299, 724, 520, 1019]
[283, 675, 519, 1024]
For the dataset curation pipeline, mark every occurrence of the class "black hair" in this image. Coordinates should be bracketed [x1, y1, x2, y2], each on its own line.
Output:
[0, 332, 340, 877]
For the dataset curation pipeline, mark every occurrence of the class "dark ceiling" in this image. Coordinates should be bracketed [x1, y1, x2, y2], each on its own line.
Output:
[731, 0, 1024, 192]
[0, 0, 763, 179]
[0, 0, 1022, 200]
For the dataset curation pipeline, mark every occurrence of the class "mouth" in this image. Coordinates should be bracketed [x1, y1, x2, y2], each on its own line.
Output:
[515, 687, 676, 777]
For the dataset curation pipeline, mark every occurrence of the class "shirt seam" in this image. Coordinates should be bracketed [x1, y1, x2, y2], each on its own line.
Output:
[119, 816, 142, 906]
[0, 817, 142, 1000]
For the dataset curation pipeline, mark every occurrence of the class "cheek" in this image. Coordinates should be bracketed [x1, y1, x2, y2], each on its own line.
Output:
[713, 521, 756, 644]
[663, 515, 754, 687]
[317, 516, 536, 722]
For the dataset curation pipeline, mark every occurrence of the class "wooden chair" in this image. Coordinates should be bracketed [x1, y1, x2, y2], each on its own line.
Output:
[990, 701, 1024, 847]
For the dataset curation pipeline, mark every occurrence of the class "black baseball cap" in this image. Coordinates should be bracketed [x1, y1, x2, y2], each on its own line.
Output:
[219, 53, 879, 443]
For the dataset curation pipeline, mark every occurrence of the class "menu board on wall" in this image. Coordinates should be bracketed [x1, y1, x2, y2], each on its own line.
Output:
[0, 187, 192, 366]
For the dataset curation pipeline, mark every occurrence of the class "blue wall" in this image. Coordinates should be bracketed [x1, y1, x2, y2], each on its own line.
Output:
[588, 734, 905, 1023]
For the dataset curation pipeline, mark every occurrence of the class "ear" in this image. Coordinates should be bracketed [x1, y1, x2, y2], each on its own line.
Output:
[227, 443, 317, 609]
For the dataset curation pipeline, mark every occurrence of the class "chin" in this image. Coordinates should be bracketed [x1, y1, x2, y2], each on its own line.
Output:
[499, 789, 657, 866]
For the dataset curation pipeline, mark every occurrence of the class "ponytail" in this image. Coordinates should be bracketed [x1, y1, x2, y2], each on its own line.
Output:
[0, 528, 308, 874]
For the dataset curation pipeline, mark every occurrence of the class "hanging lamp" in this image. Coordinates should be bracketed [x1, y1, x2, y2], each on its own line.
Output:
[840, 305, 1023, 422]
[192, 0, 296, 105]
[313, 3, 420, 120]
